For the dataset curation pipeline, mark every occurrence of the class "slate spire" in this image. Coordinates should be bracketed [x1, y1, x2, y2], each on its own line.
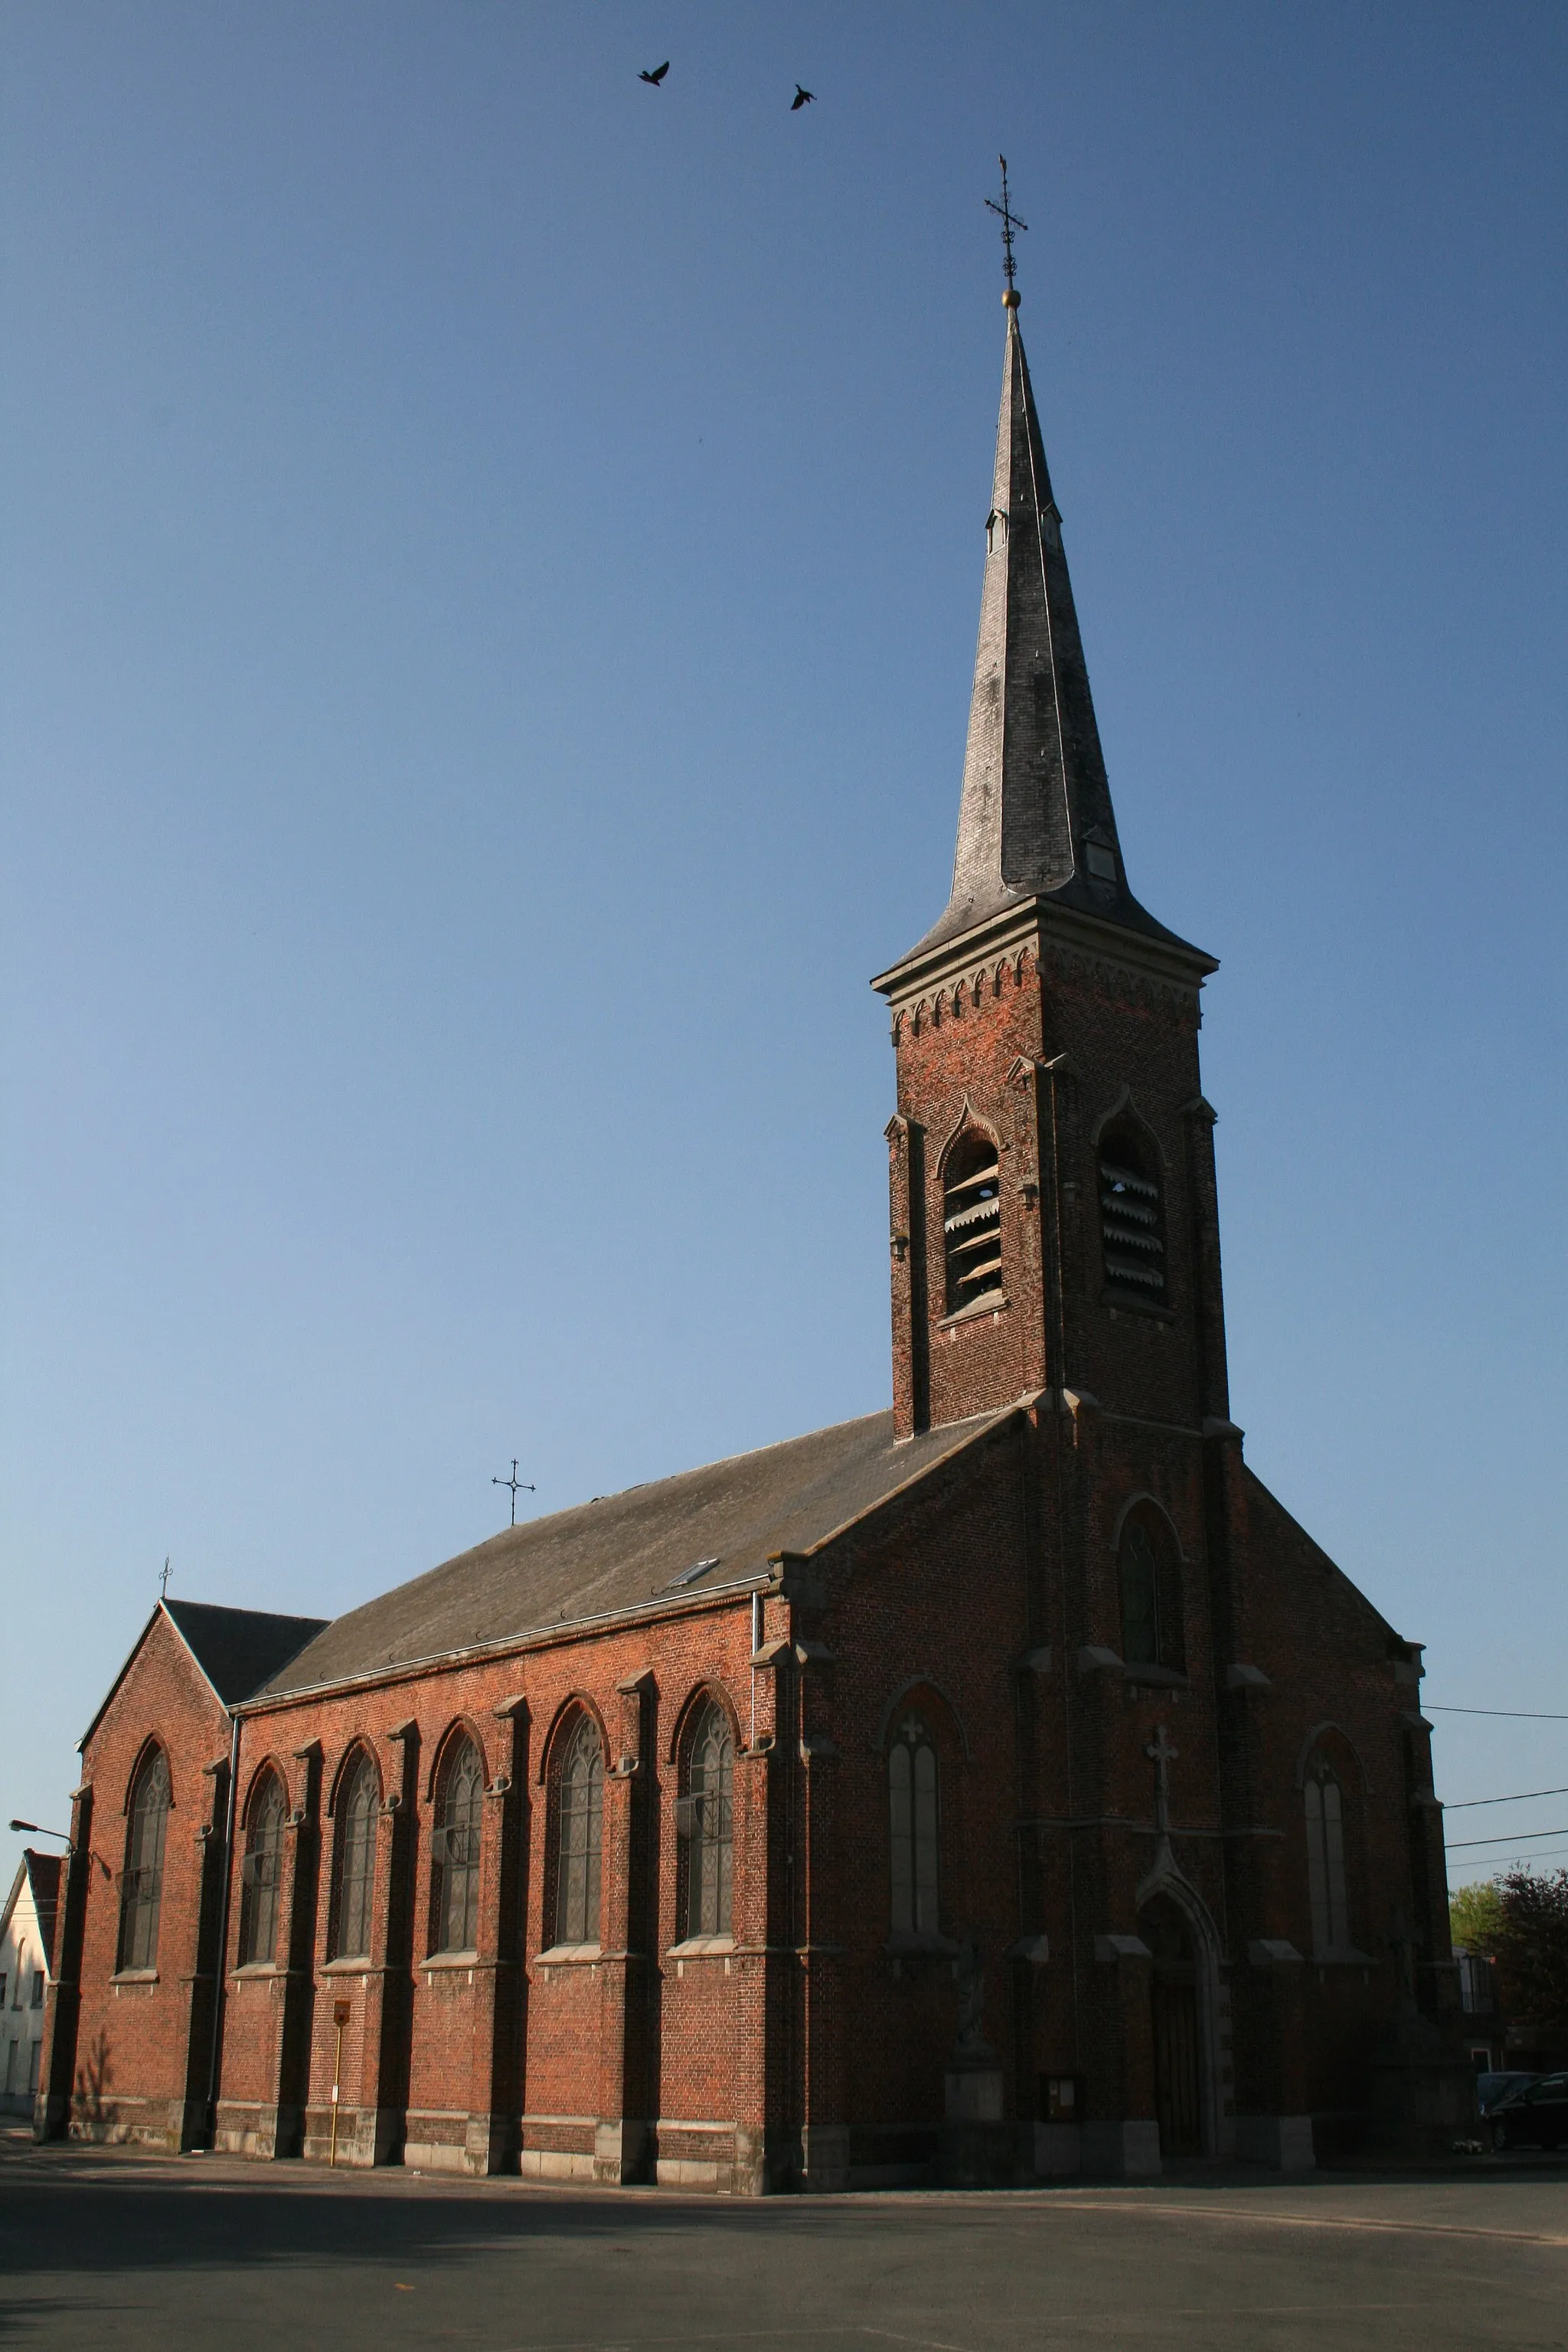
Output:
[908, 292, 1183, 961]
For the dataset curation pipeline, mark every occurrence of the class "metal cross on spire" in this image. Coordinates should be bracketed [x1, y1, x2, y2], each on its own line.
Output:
[158, 1556, 171, 1599]
[492, 1459, 535, 1527]
[985, 155, 1028, 296]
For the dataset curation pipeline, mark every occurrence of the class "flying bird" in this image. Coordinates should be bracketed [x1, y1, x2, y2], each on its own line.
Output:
[639, 60, 669, 86]
[791, 83, 815, 109]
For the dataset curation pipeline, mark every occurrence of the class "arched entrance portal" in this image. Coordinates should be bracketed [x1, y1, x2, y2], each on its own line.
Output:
[1139, 1896, 1202, 2158]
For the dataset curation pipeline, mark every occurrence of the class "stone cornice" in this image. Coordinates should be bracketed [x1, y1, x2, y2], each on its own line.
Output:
[872, 893, 1216, 1017]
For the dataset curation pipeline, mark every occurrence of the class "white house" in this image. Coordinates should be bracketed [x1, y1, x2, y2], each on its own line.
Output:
[1, 1851, 61, 2116]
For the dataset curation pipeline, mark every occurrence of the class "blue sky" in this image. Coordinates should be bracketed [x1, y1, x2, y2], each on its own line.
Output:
[3, 2, 1565, 1896]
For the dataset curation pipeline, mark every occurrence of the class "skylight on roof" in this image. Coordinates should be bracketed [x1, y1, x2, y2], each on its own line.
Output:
[666, 1557, 720, 1589]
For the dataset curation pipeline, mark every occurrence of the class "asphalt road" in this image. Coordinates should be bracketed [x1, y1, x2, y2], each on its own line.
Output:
[2, 2129, 1566, 2352]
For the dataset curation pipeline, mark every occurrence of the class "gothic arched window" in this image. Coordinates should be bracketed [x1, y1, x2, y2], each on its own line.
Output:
[433, 1736, 484, 1955]
[117, 1747, 171, 1974]
[679, 1698, 733, 1939]
[1099, 1124, 1166, 1304]
[1119, 1508, 1185, 1673]
[553, 1713, 605, 1948]
[943, 1131, 1003, 1313]
[331, 1749, 381, 1962]
[238, 1770, 287, 1968]
[1304, 1753, 1351, 1954]
[889, 1716, 939, 1935]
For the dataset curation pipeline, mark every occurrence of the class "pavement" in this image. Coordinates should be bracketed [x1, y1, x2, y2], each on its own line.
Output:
[2, 2126, 1566, 2352]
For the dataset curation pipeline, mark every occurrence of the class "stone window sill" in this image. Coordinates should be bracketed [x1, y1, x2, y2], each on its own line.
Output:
[937, 1292, 1009, 1332]
[666, 1936, 735, 1959]
[1122, 1664, 1191, 1691]
[421, 1950, 479, 1971]
[535, 1942, 602, 1967]
[322, 1954, 375, 1975]
[109, 1969, 158, 1987]
[1312, 1948, 1377, 1968]
[232, 1962, 283, 1980]
[1101, 1288, 1177, 1325]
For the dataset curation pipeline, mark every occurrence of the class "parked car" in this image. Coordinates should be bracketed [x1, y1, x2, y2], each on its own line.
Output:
[1491, 2073, 1568, 2151]
[1476, 2069, 1540, 2117]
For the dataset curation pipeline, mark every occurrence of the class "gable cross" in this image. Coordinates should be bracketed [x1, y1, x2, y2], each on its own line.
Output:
[158, 1556, 172, 1599]
[1145, 1723, 1178, 1835]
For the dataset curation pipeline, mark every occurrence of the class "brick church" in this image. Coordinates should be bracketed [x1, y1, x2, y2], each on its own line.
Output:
[36, 279, 1467, 2187]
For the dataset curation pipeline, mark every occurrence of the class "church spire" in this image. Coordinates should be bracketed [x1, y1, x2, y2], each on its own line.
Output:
[906, 285, 1195, 964]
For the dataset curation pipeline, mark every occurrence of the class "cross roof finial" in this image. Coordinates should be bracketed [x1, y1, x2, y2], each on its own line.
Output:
[985, 155, 1028, 307]
[492, 1459, 535, 1528]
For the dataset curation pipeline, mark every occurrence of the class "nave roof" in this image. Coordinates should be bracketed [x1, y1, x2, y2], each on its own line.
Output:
[254, 1403, 1018, 1703]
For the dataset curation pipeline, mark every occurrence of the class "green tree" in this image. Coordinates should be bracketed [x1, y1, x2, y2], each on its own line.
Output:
[1450, 1878, 1503, 1952]
[1492, 1868, 1568, 2036]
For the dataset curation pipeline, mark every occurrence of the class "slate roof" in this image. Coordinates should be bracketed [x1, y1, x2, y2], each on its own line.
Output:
[164, 1599, 329, 1706]
[882, 302, 1213, 976]
[256, 1405, 1018, 1702]
[24, 1852, 61, 1970]
[78, 1598, 331, 1749]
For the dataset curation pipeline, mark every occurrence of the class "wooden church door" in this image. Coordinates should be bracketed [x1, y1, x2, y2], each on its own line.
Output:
[1141, 1899, 1203, 2158]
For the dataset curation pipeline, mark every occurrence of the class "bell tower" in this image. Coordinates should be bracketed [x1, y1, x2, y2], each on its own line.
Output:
[874, 285, 1226, 1440]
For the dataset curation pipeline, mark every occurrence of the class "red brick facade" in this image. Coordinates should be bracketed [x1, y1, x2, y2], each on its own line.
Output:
[34, 299, 1469, 2184]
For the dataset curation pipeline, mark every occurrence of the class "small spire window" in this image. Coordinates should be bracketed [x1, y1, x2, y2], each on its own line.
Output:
[943, 1132, 1003, 1313]
[1099, 1125, 1166, 1304]
[1083, 828, 1118, 883]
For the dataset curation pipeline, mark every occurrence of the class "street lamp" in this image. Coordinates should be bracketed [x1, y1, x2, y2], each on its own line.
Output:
[8, 1819, 74, 1855]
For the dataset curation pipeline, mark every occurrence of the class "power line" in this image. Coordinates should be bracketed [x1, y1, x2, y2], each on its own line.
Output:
[1426, 1704, 1568, 1720]
[1445, 1785, 1568, 1810]
[1452, 1852, 1568, 1874]
[1446, 1824, 1568, 1851]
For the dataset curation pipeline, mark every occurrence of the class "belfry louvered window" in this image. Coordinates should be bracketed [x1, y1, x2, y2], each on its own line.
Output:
[1099, 1126, 1166, 1302]
[943, 1132, 1003, 1313]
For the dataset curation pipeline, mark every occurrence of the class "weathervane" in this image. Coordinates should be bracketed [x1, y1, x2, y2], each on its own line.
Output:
[492, 1460, 535, 1527]
[985, 155, 1028, 298]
